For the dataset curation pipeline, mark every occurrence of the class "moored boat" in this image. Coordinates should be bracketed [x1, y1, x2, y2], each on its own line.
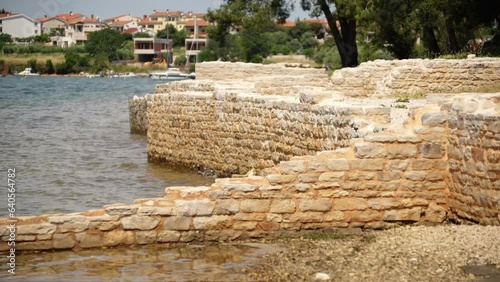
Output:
[15, 68, 40, 76]
[149, 67, 195, 80]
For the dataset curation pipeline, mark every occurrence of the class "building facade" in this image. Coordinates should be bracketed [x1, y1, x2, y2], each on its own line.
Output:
[0, 13, 41, 38]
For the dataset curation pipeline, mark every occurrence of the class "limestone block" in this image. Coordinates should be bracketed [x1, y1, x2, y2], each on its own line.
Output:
[385, 160, 409, 171]
[135, 231, 157, 245]
[383, 207, 422, 222]
[377, 171, 402, 181]
[350, 160, 384, 171]
[295, 183, 311, 192]
[424, 202, 447, 223]
[354, 143, 387, 159]
[180, 231, 201, 242]
[214, 199, 240, 215]
[105, 205, 138, 217]
[344, 210, 383, 222]
[287, 212, 323, 223]
[258, 221, 281, 231]
[233, 213, 267, 221]
[307, 159, 328, 172]
[233, 221, 258, 230]
[16, 235, 36, 242]
[163, 217, 192, 231]
[418, 144, 445, 159]
[16, 241, 53, 251]
[266, 174, 297, 185]
[324, 211, 345, 221]
[193, 216, 230, 230]
[404, 171, 427, 181]
[299, 174, 319, 183]
[326, 158, 351, 171]
[298, 199, 333, 212]
[280, 160, 307, 174]
[121, 215, 160, 231]
[17, 223, 56, 235]
[421, 112, 447, 127]
[75, 232, 103, 249]
[240, 199, 271, 213]
[137, 206, 176, 216]
[59, 219, 90, 233]
[368, 198, 403, 210]
[52, 233, 76, 249]
[221, 183, 257, 192]
[48, 215, 87, 224]
[318, 172, 345, 182]
[176, 199, 214, 216]
[334, 198, 368, 211]
[270, 200, 297, 214]
[158, 231, 181, 242]
[386, 144, 417, 159]
[103, 229, 135, 247]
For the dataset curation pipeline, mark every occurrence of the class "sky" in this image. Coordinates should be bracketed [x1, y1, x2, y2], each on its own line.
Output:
[0, 0, 310, 21]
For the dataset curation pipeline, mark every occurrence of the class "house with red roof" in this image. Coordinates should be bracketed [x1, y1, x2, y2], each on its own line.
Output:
[65, 15, 103, 44]
[37, 16, 66, 35]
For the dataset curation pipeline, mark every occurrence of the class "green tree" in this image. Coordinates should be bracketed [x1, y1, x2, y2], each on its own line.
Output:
[91, 53, 110, 73]
[174, 54, 187, 66]
[45, 59, 55, 74]
[85, 28, 124, 61]
[27, 59, 38, 73]
[133, 32, 151, 38]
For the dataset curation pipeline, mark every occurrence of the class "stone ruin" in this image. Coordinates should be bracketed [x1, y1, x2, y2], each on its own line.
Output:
[1, 58, 499, 252]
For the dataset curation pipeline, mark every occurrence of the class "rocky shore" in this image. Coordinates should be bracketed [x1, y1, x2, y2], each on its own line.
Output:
[231, 224, 500, 282]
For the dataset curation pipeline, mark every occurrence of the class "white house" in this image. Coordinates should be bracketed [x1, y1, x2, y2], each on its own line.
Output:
[0, 13, 41, 38]
[65, 16, 103, 44]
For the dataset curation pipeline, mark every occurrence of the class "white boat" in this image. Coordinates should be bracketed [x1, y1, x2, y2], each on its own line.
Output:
[149, 68, 195, 80]
[15, 68, 40, 76]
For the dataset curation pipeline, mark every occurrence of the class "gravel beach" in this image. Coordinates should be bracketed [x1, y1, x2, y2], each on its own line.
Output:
[235, 225, 500, 282]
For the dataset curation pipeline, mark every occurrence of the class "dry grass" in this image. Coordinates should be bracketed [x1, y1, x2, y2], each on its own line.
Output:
[0, 53, 66, 65]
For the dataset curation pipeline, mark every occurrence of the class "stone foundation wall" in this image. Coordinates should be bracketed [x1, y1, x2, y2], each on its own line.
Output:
[2, 93, 499, 253]
[129, 96, 148, 134]
[330, 58, 500, 97]
[146, 88, 390, 176]
[0, 105, 450, 252]
[445, 94, 500, 225]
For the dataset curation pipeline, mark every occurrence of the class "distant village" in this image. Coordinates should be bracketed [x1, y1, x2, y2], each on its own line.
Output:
[0, 9, 329, 63]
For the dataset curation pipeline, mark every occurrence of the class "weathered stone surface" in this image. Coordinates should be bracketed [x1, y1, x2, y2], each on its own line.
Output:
[233, 213, 267, 221]
[299, 199, 333, 212]
[137, 206, 176, 216]
[418, 144, 445, 159]
[334, 198, 368, 211]
[17, 224, 56, 235]
[59, 219, 90, 233]
[213, 199, 240, 215]
[421, 112, 447, 127]
[387, 144, 417, 159]
[368, 198, 402, 210]
[52, 233, 76, 249]
[326, 158, 350, 171]
[233, 221, 258, 230]
[193, 216, 230, 230]
[48, 215, 86, 224]
[350, 160, 384, 171]
[163, 217, 192, 231]
[16, 241, 53, 251]
[121, 215, 160, 230]
[280, 160, 307, 174]
[324, 211, 345, 221]
[318, 172, 345, 182]
[270, 200, 296, 214]
[176, 199, 214, 216]
[424, 202, 447, 223]
[384, 207, 423, 222]
[135, 231, 157, 244]
[103, 229, 135, 247]
[267, 174, 297, 185]
[240, 200, 271, 213]
[157, 231, 181, 242]
[76, 232, 103, 248]
[344, 210, 383, 222]
[105, 205, 138, 217]
[222, 183, 257, 192]
[354, 143, 387, 159]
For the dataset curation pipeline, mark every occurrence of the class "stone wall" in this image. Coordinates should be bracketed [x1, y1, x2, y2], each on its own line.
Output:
[2, 93, 499, 253]
[330, 58, 500, 97]
[0, 105, 450, 252]
[146, 85, 390, 176]
[445, 94, 500, 225]
[129, 96, 148, 134]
